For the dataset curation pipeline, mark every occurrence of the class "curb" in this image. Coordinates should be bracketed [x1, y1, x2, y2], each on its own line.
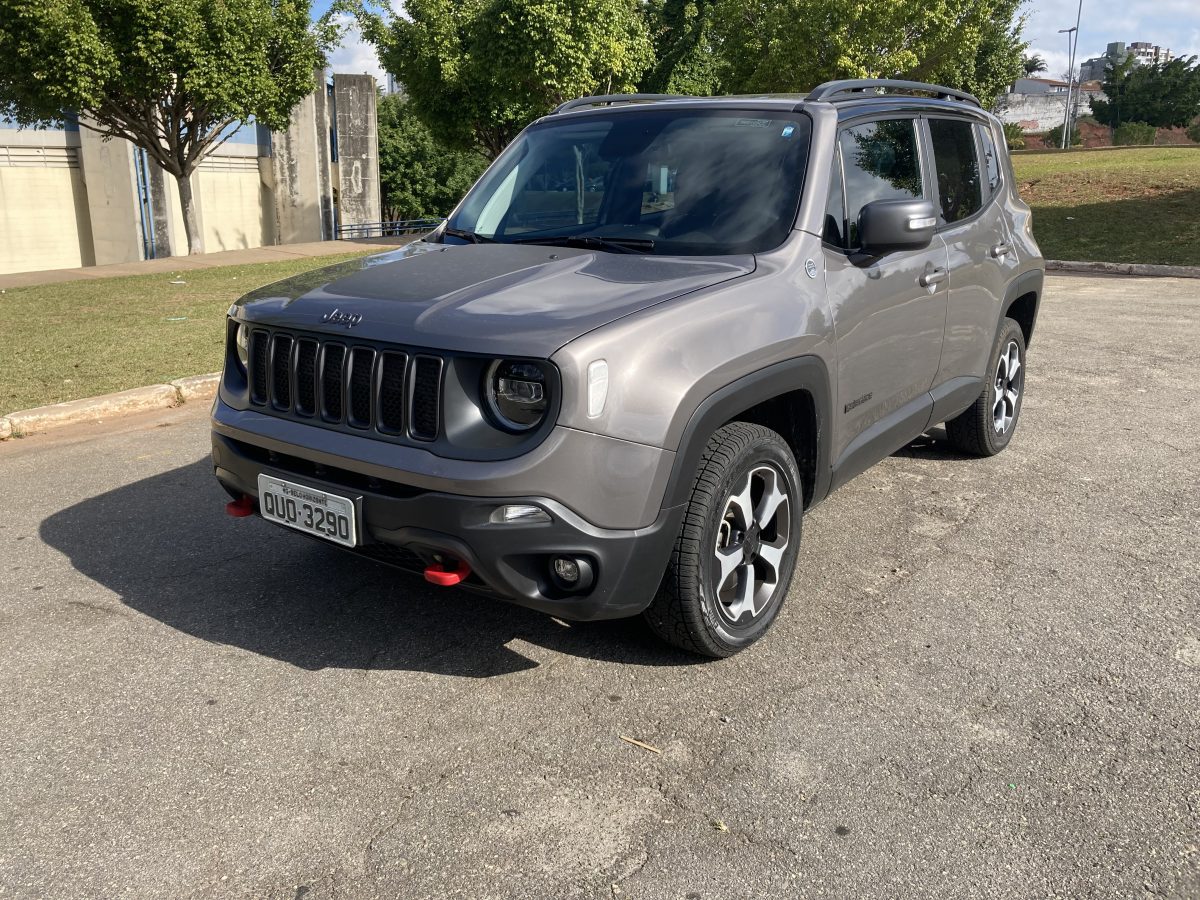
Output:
[1047, 260, 1200, 279]
[1, 374, 219, 440]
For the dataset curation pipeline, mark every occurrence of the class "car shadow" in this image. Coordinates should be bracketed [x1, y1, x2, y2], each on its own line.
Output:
[894, 426, 979, 461]
[39, 459, 699, 677]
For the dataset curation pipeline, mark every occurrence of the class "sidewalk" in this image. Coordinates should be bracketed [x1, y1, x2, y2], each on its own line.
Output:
[0, 236, 416, 291]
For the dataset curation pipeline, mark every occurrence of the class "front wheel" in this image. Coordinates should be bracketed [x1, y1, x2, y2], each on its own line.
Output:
[644, 422, 802, 658]
[945, 318, 1027, 457]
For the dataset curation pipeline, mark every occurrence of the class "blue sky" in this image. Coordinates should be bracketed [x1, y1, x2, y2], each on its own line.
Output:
[314, 0, 1200, 89]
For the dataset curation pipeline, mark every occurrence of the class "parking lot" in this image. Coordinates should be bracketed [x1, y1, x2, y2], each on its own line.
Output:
[1, 273, 1198, 899]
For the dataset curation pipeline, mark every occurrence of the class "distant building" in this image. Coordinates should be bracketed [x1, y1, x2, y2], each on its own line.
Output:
[1080, 41, 1173, 82]
[1012, 77, 1070, 94]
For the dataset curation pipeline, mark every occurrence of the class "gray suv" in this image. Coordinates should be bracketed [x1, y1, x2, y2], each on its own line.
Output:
[212, 80, 1043, 657]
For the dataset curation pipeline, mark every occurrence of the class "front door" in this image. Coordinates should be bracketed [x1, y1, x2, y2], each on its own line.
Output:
[822, 116, 948, 484]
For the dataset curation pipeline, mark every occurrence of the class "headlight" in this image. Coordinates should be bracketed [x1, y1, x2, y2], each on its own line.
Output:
[235, 323, 250, 371]
[484, 359, 548, 432]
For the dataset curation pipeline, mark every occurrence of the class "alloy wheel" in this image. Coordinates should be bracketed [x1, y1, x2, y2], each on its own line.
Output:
[992, 340, 1023, 434]
[712, 464, 792, 625]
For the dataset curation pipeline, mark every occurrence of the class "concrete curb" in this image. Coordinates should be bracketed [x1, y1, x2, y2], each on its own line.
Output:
[1048, 259, 1200, 279]
[1, 373, 220, 440]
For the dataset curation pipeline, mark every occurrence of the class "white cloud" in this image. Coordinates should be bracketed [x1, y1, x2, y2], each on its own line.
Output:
[325, 13, 388, 88]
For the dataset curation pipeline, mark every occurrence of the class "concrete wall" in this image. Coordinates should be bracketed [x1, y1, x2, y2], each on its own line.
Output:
[333, 74, 381, 229]
[76, 119, 145, 266]
[0, 67, 374, 275]
[270, 71, 336, 245]
[0, 131, 94, 274]
[993, 91, 1102, 134]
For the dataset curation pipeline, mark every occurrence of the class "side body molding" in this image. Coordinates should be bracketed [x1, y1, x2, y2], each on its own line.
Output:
[661, 357, 833, 511]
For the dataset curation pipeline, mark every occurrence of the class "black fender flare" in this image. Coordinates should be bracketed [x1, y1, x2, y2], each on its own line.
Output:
[661, 356, 833, 511]
[999, 267, 1044, 346]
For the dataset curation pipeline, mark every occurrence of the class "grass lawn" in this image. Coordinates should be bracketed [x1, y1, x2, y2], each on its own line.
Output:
[1, 252, 374, 413]
[1011, 147, 1200, 266]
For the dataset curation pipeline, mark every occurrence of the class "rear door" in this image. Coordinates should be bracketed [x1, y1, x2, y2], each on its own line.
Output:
[822, 116, 949, 483]
[925, 116, 1021, 391]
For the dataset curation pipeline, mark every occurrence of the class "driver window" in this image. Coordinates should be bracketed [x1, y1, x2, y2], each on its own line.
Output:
[839, 119, 923, 248]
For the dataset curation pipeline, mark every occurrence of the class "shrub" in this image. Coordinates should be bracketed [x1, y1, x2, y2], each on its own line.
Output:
[1186, 120, 1200, 143]
[1045, 123, 1082, 147]
[1113, 122, 1157, 145]
[1001, 121, 1025, 150]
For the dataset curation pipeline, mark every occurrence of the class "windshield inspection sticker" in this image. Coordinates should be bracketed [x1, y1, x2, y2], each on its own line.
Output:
[782, 125, 796, 138]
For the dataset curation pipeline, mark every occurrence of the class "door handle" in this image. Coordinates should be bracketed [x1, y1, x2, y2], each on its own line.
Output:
[919, 268, 947, 288]
[990, 243, 1012, 259]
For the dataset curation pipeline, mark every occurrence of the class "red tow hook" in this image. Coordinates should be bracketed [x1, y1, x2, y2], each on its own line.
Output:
[424, 558, 471, 586]
[225, 494, 255, 517]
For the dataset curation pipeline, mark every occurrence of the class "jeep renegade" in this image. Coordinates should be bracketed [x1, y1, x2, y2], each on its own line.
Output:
[212, 80, 1044, 657]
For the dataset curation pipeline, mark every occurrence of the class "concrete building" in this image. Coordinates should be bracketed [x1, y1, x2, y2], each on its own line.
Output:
[1080, 41, 1173, 82]
[0, 68, 380, 276]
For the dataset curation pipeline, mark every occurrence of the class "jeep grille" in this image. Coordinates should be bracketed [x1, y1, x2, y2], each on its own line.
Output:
[246, 327, 442, 443]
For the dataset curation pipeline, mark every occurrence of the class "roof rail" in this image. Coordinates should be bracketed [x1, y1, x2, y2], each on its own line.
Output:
[553, 93, 696, 115]
[806, 79, 981, 108]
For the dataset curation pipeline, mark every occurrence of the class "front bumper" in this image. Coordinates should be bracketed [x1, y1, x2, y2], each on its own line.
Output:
[211, 426, 683, 622]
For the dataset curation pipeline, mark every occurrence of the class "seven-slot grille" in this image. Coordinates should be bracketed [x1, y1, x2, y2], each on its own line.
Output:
[247, 328, 443, 442]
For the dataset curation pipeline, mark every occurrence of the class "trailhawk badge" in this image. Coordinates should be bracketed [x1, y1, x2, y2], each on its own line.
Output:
[322, 308, 363, 328]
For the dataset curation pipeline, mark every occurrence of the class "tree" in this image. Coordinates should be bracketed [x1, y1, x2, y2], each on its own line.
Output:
[1091, 56, 1200, 129]
[345, 0, 654, 159]
[0, 0, 326, 255]
[1022, 54, 1047, 77]
[377, 93, 487, 220]
[713, 0, 1026, 107]
[641, 0, 723, 95]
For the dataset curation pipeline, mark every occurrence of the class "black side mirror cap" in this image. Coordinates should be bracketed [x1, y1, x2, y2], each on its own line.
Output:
[858, 199, 937, 254]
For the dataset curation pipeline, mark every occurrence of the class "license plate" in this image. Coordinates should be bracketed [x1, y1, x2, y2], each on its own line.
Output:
[257, 474, 358, 547]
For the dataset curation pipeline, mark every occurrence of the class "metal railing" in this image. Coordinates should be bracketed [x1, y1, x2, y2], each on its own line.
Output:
[335, 218, 444, 240]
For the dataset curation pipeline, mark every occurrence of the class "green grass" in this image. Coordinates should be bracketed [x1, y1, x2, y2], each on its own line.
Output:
[1012, 147, 1200, 266]
[1, 252, 374, 413]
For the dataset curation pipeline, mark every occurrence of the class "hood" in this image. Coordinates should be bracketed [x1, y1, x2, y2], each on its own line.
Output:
[232, 242, 755, 357]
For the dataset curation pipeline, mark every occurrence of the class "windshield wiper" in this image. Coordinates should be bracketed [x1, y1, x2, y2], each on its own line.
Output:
[512, 234, 655, 254]
[442, 226, 495, 244]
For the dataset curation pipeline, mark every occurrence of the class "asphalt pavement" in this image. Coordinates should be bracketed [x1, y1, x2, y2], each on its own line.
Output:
[1, 274, 1198, 899]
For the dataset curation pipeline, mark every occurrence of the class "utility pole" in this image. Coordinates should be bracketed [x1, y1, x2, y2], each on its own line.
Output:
[1059, 0, 1084, 149]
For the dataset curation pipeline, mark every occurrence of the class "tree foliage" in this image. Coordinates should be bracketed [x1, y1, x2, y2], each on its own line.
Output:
[641, 0, 722, 95]
[0, 0, 326, 254]
[1022, 54, 1046, 77]
[1091, 56, 1200, 129]
[377, 93, 487, 220]
[712, 0, 1025, 105]
[346, 0, 653, 159]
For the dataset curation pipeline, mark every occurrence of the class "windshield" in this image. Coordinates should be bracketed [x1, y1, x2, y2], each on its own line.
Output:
[444, 108, 811, 256]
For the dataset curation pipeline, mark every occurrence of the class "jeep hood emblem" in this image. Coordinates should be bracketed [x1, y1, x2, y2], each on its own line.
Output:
[322, 308, 362, 328]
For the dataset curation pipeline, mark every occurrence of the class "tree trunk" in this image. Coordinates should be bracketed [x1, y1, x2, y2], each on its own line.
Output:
[175, 171, 204, 256]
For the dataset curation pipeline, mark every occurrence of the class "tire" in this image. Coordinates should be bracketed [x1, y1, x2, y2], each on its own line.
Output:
[644, 422, 803, 658]
[945, 318, 1027, 457]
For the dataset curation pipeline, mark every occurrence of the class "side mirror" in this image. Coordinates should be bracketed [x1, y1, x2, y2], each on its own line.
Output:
[858, 199, 937, 255]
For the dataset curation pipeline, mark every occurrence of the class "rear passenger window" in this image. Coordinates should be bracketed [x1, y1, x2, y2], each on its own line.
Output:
[976, 123, 1002, 197]
[928, 119, 983, 223]
[839, 119, 923, 248]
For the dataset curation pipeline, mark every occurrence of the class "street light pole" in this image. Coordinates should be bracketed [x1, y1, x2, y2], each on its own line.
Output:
[1059, 0, 1085, 149]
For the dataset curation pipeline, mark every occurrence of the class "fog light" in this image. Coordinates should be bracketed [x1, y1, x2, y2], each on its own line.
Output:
[490, 504, 551, 525]
[549, 555, 595, 593]
[553, 557, 580, 583]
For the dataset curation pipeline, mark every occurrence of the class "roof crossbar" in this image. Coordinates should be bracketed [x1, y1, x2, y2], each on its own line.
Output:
[553, 93, 697, 115]
[806, 79, 981, 108]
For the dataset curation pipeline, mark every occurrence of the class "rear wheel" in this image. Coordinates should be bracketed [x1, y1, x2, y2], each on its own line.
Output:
[644, 422, 802, 658]
[945, 318, 1026, 457]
